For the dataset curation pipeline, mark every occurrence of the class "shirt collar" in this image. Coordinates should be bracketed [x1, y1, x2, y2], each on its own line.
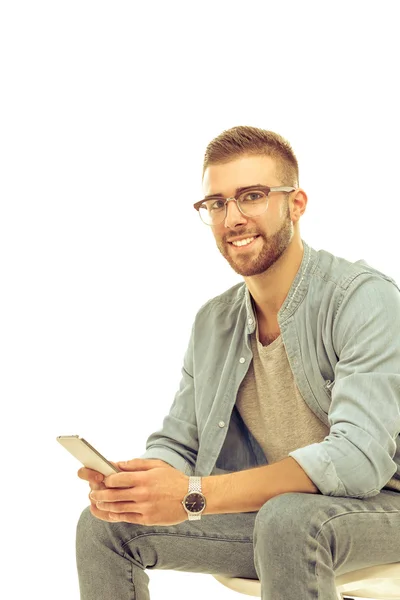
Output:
[244, 239, 316, 334]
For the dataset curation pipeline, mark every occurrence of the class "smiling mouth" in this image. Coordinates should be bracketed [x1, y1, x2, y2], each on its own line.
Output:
[229, 235, 260, 249]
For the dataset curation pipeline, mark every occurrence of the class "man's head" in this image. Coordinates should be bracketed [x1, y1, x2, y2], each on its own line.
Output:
[199, 126, 307, 278]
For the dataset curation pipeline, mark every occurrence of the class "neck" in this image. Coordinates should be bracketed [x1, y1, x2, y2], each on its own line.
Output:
[246, 237, 304, 324]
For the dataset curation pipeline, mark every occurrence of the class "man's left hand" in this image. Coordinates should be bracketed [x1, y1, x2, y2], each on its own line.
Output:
[89, 458, 189, 526]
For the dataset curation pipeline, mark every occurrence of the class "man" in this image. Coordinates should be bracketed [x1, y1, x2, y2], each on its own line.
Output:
[76, 126, 400, 600]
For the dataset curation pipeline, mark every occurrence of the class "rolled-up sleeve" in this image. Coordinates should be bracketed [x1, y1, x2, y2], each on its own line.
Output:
[140, 322, 197, 476]
[289, 275, 400, 498]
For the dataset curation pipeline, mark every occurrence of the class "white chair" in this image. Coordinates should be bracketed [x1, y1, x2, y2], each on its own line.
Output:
[212, 562, 400, 599]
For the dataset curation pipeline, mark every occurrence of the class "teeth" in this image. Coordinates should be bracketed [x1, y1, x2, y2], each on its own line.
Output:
[231, 236, 256, 247]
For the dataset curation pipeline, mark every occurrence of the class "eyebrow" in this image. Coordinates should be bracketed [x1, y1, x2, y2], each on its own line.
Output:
[204, 184, 266, 200]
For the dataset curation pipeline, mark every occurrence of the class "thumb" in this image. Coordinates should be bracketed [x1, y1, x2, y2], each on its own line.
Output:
[117, 458, 143, 470]
[117, 458, 164, 470]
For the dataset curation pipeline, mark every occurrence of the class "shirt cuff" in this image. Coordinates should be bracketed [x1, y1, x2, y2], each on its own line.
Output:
[139, 446, 195, 476]
[288, 443, 347, 496]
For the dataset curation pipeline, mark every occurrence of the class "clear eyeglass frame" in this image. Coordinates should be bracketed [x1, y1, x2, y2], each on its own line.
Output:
[193, 185, 296, 226]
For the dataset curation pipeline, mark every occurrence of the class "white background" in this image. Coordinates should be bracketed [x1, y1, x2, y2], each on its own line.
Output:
[1, 1, 399, 599]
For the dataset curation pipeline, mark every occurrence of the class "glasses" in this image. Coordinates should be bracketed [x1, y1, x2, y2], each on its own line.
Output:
[193, 185, 296, 226]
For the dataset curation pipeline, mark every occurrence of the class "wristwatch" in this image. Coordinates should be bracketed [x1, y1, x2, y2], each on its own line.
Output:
[182, 476, 207, 521]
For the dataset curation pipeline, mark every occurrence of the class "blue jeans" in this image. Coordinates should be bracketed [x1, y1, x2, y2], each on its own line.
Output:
[76, 489, 400, 600]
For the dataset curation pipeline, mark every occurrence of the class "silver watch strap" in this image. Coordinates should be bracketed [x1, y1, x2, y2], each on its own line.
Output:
[188, 476, 202, 493]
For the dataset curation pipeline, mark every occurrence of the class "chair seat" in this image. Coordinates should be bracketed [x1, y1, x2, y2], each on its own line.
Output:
[213, 562, 400, 599]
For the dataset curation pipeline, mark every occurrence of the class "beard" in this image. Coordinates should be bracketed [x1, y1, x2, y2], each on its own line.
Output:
[216, 203, 294, 277]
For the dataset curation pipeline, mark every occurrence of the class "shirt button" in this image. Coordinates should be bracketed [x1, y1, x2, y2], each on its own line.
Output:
[218, 421, 225, 428]
[239, 357, 245, 363]
[248, 318, 253, 325]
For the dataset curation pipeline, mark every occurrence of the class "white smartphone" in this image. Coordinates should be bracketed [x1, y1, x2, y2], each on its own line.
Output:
[57, 435, 121, 476]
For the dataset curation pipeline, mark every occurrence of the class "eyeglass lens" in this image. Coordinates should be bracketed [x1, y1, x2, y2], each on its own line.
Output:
[199, 189, 269, 225]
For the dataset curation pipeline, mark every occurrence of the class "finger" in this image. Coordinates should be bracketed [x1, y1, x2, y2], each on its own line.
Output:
[89, 487, 136, 503]
[78, 467, 104, 483]
[89, 501, 140, 523]
[89, 481, 106, 492]
[88, 491, 108, 513]
[88, 488, 139, 514]
[93, 501, 139, 514]
[78, 461, 121, 482]
[117, 458, 168, 471]
[104, 471, 138, 488]
[89, 502, 115, 522]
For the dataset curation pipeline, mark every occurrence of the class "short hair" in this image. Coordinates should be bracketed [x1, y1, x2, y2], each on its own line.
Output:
[202, 125, 299, 189]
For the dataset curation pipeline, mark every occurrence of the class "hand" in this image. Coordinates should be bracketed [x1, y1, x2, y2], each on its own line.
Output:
[85, 458, 190, 526]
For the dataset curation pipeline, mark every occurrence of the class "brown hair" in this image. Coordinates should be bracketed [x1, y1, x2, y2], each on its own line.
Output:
[202, 125, 299, 188]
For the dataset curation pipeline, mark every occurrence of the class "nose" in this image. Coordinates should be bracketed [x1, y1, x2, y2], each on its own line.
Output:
[223, 198, 248, 229]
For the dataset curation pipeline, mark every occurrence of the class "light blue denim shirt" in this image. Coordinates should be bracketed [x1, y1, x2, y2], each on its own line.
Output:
[141, 240, 400, 498]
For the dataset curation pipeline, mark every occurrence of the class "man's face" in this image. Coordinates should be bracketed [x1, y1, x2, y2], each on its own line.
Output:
[202, 154, 295, 277]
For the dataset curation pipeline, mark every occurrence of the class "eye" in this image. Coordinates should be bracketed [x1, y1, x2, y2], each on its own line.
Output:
[241, 191, 265, 202]
[210, 199, 225, 211]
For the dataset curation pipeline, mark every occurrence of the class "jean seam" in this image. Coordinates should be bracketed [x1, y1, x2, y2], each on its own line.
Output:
[123, 551, 136, 600]
[122, 531, 253, 550]
[315, 508, 400, 574]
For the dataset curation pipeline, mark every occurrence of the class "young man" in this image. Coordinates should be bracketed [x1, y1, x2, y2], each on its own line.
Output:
[77, 126, 400, 600]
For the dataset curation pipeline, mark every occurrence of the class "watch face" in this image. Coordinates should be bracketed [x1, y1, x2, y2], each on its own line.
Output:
[184, 492, 205, 513]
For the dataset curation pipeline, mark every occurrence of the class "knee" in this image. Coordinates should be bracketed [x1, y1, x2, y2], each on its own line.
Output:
[255, 492, 340, 543]
[76, 505, 113, 555]
[254, 493, 319, 539]
[76, 506, 96, 553]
